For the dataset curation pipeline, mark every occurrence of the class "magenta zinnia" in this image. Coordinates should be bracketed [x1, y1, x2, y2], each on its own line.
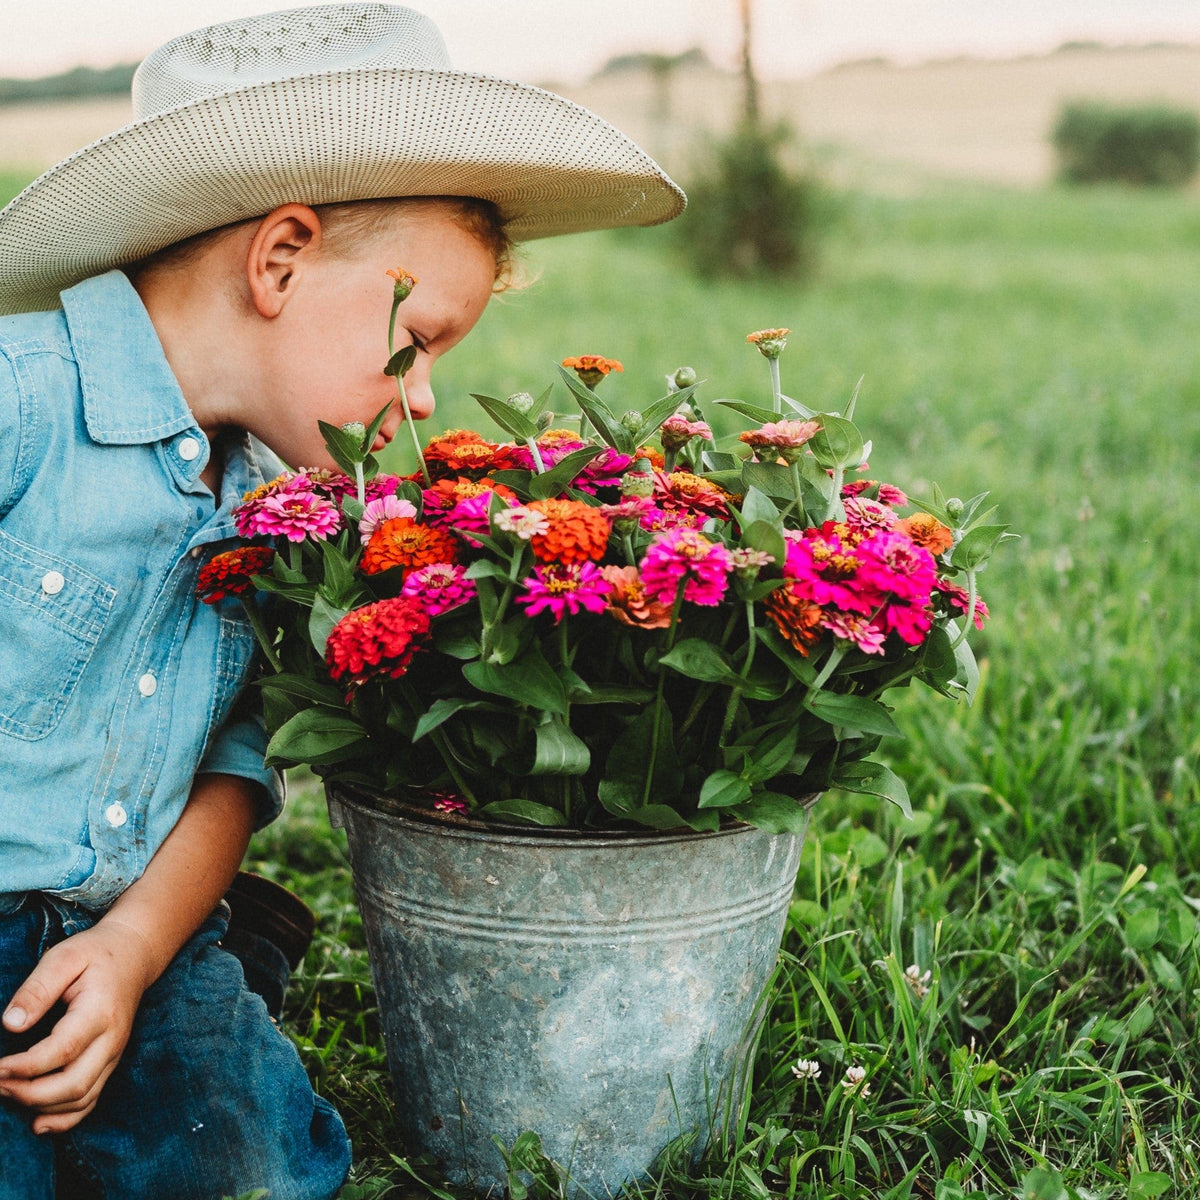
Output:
[401, 562, 476, 617]
[325, 597, 432, 684]
[517, 562, 612, 622]
[234, 489, 342, 542]
[640, 528, 734, 607]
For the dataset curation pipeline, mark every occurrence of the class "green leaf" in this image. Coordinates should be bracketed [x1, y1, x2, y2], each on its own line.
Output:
[463, 647, 568, 715]
[531, 718, 591, 775]
[1129, 1173, 1172, 1200]
[729, 791, 818, 834]
[739, 519, 786, 567]
[318, 538, 359, 604]
[308, 593, 348, 656]
[555, 366, 629, 451]
[572, 684, 656, 705]
[808, 414, 865, 471]
[835, 760, 913, 819]
[714, 399, 782, 425]
[757, 625, 818, 684]
[631, 382, 700, 444]
[527, 446, 606, 500]
[469, 392, 539, 441]
[1125, 907, 1161, 949]
[363, 400, 392, 449]
[658, 639, 740, 684]
[741, 460, 794, 500]
[953, 634, 981, 703]
[317, 421, 362, 476]
[264, 708, 367, 767]
[255, 673, 344, 707]
[807, 692, 903, 738]
[383, 345, 416, 378]
[742, 723, 799, 782]
[1021, 1167, 1067, 1200]
[412, 697, 496, 742]
[949, 524, 1011, 571]
[623, 804, 692, 830]
[699, 769, 753, 809]
[604, 704, 681, 803]
[737, 486, 782, 527]
[478, 799, 568, 827]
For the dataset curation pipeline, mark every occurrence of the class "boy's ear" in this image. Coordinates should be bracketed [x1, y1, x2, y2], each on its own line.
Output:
[245, 204, 324, 318]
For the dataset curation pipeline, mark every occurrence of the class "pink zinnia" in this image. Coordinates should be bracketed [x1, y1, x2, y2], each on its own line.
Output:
[881, 601, 934, 646]
[359, 495, 418, 544]
[855, 530, 937, 605]
[843, 479, 909, 507]
[442, 491, 497, 543]
[401, 562, 476, 617]
[739, 419, 822, 453]
[659, 415, 712, 452]
[821, 610, 887, 656]
[576, 448, 635, 493]
[508, 435, 589, 471]
[782, 529, 874, 614]
[842, 496, 898, 533]
[432, 793, 469, 815]
[640, 529, 734, 607]
[936, 579, 989, 630]
[517, 562, 612, 622]
[639, 505, 706, 533]
[236, 489, 342, 542]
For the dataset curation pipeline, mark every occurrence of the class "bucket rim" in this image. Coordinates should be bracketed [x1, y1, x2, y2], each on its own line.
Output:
[326, 781, 819, 847]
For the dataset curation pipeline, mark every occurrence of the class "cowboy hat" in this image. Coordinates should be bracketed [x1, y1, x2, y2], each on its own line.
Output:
[0, 3, 686, 314]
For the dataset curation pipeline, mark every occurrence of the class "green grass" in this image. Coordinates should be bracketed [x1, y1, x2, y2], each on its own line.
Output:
[7, 166, 1199, 1196]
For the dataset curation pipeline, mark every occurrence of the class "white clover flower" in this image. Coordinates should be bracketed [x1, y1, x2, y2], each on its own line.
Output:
[791, 1058, 821, 1081]
[493, 505, 549, 540]
[904, 964, 932, 1000]
[841, 1065, 871, 1097]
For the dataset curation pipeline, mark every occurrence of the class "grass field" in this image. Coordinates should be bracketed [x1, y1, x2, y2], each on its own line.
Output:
[4, 167, 1200, 1198]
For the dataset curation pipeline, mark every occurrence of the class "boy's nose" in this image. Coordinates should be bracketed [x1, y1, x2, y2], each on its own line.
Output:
[402, 377, 436, 421]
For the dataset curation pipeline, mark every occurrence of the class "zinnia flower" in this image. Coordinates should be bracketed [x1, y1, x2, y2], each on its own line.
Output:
[746, 328, 791, 359]
[423, 430, 513, 477]
[821, 610, 887, 656]
[764, 585, 824, 655]
[897, 512, 955, 556]
[325, 597, 431, 684]
[517, 562, 613, 622]
[235, 489, 342, 542]
[562, 355, 623, 387]
[843, 479, 908, 507]
[936, 579, 989, 630]
[527, 498, 612, 565]
[386, 267, 417, 301]
[653, 470, 732, 520]
[493, 505, 550, 540]
[640, 529, 734, 607]
[855, 530, 937, 605]
[401, 562, 476, 617]
[432, 793, 469, 815]
[600, 565, 672, 629]
[196, 546, 276, 603]
[359, 495, 418, 544]
[739, 419, 821, 463]
[361, 517, 460, 576]
[659, 414, 712, 452]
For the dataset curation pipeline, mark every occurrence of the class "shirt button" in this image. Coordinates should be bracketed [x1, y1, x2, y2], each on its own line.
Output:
[178, 436, 201, 461]
[138, 672, 158, 697]
[190, 547, 203, 558]
[41, 570, 65, 595]
[105, 802, 128, 828]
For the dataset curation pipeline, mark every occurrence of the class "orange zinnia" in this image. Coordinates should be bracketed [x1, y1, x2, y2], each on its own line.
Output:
[423, 430, 513, 477]
[562, 355, 623, 376]
[600, 565, 672, 629]
[897, 513, 955, 556]
[764, 585, 824, 656]
[360, 518, 460, 576]
[527, 498, 612, 565]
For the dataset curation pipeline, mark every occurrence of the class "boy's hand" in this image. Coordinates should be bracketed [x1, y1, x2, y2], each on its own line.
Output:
[0, 918, 155, 1134]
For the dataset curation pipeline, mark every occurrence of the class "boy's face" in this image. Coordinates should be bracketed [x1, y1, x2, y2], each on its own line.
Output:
[247, 206, 497, 471]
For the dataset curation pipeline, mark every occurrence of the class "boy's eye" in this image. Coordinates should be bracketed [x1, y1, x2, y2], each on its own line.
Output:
[410, 333, 428, 353]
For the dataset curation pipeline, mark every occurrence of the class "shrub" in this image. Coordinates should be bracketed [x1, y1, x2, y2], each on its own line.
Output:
[1052, 100, 1200, 187]
[673, 120, 824, 279]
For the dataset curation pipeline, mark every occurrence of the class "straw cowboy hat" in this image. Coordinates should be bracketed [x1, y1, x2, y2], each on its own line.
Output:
[0, 2, 686, 314]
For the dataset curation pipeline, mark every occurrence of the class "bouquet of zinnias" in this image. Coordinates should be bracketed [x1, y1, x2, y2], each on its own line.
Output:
[199, 286, 1011, 833]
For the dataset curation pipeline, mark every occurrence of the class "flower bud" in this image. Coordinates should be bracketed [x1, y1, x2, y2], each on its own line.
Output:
[619, 410, 644, 434]
[505, 391, 536, 415]
[386, 268, 417, 302]
[620, 466, 655, 498]
[341, 421, 367, 441]
[945, 497, 964, 519]
[672, 366, 698, 390]
[746, 327, 791, 360]
[536, 411, 556, 432]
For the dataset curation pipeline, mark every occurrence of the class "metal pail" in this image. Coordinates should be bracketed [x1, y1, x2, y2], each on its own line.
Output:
[328, 786, 807, 1196]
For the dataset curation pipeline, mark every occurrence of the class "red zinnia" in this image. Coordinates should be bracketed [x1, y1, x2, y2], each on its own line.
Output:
[196, 547, 276, 604]
[325, 597, 432, 684]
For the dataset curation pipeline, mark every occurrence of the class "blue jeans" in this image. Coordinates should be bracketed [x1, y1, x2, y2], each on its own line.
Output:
[0, 896, 351, 1200]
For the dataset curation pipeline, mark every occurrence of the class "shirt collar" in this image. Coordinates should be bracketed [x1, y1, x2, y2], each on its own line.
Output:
[61, 270, 198, 446]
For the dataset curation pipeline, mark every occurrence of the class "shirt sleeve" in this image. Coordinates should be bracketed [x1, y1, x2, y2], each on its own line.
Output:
[198, 713, 287, 828]
[0, 352, 24, 518]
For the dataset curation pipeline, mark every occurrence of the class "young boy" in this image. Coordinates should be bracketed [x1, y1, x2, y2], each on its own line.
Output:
[0, 5, 684, 1197]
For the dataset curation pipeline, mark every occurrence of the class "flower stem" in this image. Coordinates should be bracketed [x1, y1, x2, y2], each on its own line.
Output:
[388, 300, 430, 487]
[240, 595, 281, 671]
[769, 357, 782, 415]
[949, 569, 978, 650]
[399, 679, 477, 807]
[354, 461, 366, 507]
[526, 437, 547, 473]
[641, 579, 689, 807]
[718, 602, 757, 745]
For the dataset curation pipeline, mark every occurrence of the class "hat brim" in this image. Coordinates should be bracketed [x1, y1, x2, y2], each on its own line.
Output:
[0, 67, 686, 314]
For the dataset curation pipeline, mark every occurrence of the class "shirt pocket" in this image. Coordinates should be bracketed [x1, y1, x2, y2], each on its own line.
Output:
[207, 608, 258, 737]
[0, 531, 116, 740]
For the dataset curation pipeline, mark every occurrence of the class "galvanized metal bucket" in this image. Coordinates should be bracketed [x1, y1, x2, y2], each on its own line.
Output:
[327, 785, 811, 1197]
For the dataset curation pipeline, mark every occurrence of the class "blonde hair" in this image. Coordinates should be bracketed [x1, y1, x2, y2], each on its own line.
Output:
[124, 195, 516, 292]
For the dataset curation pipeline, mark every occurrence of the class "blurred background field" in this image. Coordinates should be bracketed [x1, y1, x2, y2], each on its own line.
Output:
[4, 27, 1200, 1200]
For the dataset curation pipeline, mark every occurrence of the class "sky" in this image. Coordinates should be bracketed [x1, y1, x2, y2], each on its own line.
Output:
[2, 0, 1197, 83]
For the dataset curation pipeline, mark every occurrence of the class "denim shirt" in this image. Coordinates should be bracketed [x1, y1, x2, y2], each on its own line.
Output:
[0, 270, 284, 915]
